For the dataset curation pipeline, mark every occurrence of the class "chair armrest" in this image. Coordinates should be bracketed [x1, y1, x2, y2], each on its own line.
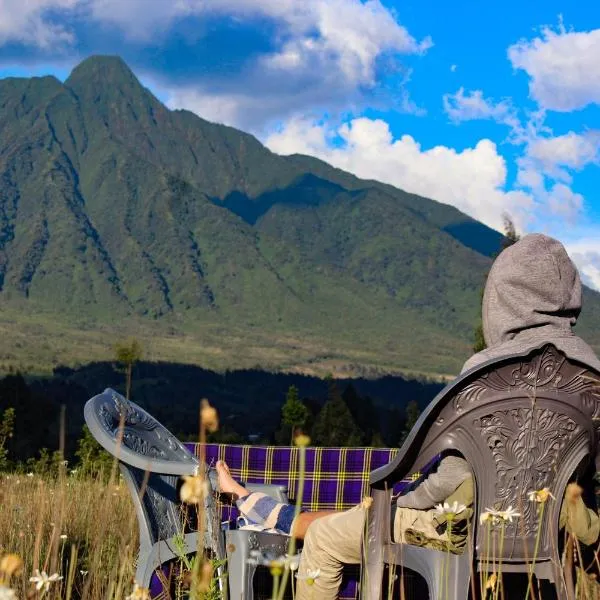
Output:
[244, 483, 289, 503]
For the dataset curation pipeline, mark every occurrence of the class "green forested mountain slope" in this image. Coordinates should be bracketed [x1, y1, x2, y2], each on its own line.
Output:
[1, 56, 598, 376]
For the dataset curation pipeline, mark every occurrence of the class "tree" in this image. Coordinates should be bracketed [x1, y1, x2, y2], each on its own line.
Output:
[75, 425, 113, 477]
[342, 384, 377, 445]
[311, 377, 363, 447]
[400, 400, 420, 445]
[473, 214, 520, 353]
[501, 213, 520, 250]
[0, 407, 15, 471]
[114, 338, 143, 400]
[280, 385, 310, 444]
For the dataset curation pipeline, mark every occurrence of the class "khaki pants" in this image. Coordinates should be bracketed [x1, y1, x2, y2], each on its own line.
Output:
[296, 504, 448, 600]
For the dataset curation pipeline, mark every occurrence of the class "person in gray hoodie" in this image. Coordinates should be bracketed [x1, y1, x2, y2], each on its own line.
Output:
[215, 234, 600, 599]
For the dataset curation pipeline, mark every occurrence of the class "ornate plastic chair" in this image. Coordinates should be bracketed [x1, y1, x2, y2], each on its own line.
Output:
[362, 345, 600, 600]
[84, 388, 225, 591]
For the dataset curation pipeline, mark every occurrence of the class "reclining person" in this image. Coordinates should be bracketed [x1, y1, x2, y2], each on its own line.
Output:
[222, 234, 600, 600]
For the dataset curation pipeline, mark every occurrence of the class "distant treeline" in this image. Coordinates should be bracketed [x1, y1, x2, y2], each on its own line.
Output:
[0, 361, 445, 463]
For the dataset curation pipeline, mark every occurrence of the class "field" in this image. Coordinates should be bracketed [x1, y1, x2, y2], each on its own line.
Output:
[0, 305, 462, 380]
[0, 470, 138, 600]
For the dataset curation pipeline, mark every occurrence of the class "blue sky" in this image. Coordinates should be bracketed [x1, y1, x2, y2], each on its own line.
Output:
[0, 0, 598, 288]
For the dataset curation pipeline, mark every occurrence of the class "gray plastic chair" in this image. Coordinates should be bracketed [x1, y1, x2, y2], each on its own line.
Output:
[85, 388, 295, 599]
[84, 388, 225, 591]
[362, 344, 600, 600]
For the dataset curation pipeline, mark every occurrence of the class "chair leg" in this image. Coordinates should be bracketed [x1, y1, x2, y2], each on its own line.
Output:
[398, 546, 471, 600]
[362, 558, 384, 600]
[226, 531, 255, 600]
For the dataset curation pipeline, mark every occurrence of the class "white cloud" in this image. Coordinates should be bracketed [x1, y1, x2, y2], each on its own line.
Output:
[97, 0, 430, 129]
[90, 0, 431, 82]
[508, 24, 600, 112]
[566, 240, 600, 291]
[265, 116, 535, 232]
[0, 0, 79, 47]
[443, 88, 514, 124]
[527, 131, 599, 171]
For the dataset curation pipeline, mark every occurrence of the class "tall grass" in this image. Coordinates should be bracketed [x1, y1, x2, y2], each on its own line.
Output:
[0, 470, 137, 599]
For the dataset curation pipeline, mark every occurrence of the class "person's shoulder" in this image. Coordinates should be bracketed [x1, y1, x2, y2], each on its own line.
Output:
[460, 350, 491, 374]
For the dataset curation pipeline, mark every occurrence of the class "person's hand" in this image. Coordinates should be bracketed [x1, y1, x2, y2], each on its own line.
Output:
[565, 482, 583, 505]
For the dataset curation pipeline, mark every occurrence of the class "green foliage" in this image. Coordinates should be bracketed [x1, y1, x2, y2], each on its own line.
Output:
[280, 385, 310, 443]
[0, 407, 15, 470]
[75, 424, 114, 477]
[23, 447, 65, 476]
[501, 213, 520, 249]
[400, 400, 421, 445]
[114, 338, 143, 399]
[311, 378, 363, 446]
[473, 322, 486, 353]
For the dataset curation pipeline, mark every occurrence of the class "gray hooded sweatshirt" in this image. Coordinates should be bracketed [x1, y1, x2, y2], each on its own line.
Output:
[463, 233, 600, 373]
[397, 234, 600, 509]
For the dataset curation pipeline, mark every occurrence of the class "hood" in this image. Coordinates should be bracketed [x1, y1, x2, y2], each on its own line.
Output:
[482, 234, 582, 347]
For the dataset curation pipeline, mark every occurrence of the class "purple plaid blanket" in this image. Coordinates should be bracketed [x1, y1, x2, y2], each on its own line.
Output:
[184, 444, 439, 600]
[188, 444, 410, 510]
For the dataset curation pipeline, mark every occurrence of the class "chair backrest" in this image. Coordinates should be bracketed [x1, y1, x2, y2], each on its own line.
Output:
[371, 344, 600, 571]
[84, 388, 201, 549]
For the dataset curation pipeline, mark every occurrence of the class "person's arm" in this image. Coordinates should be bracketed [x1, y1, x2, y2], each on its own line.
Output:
[396, 456, 472, 510]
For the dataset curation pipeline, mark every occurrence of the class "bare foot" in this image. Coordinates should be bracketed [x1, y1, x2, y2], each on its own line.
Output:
[216, 460, 248, 499]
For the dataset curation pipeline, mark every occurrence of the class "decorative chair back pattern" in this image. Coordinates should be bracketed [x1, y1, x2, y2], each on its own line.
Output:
[84, 389, 215, 551]
[368, 345, 600, 586]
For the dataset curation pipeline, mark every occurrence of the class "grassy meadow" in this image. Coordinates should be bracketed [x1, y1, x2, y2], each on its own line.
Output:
[0, 469, 138, 600]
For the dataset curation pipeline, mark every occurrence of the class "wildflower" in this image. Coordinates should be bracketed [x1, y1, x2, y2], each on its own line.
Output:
[434, 501, 467, 519]
[0, 554, 23, 579]
[566, 482, 583, 505]
[496, 506, 520, 523]
[480, 506, 520, 525]
[269, 557, 285, 577]
[180, 474, 210, 504]
[479, 511, 492, 525]
[60, 534, 68, 541]
[286, 554, 300, 571]
[0, 585, 17, 600]
[26, 472, 34, 478]
[29, 570, 63, 594]
[294, 433, 311, 448]
[297, 569, 321, 585]
[528, 488, 555, 503]
[80, 570, 88, 576]
[200, 399, 219, 433]
[361, 497, 373, 510]
[125, 582, 151, 600]
[485, 573, 498, 591]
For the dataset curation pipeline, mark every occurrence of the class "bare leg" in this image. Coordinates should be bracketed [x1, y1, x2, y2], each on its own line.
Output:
[291, 510, 338, 540]
[216, 460, 249, 499]
[217, 460, 339, 537]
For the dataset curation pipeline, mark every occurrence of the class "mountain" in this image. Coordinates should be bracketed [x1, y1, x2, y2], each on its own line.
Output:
[1, 56, 599, 377]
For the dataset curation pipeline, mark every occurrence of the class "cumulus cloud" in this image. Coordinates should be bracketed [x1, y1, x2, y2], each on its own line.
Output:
[443, 88, 514, 124]
[265, 116, 535, 232]
[527, 131, 599, 171]
[566, 240, 600, 291]
[0, 0, 79, 48]
[89, 0, 432, 61]
[92, 0, 431, 129]
[508, 24, 600, 112]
